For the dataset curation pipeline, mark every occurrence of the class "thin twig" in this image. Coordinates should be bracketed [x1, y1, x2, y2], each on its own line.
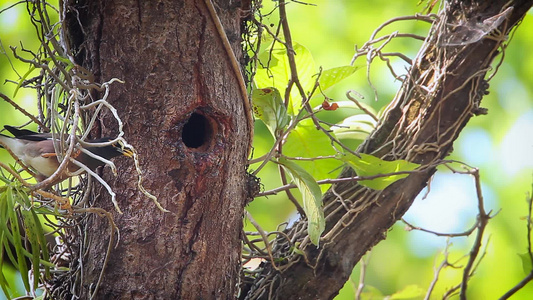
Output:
[355, 254, 370, 300]
[402, 217, 478, 237]
[245, 210, 280, 271]
[346, 90, 379, 122]
[459, 168, 490, 300]
[425, 240, 452, 300]
[258, 170, 417, 197]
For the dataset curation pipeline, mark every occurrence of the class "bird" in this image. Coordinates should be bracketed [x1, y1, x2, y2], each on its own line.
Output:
[0, 125, 133, 181]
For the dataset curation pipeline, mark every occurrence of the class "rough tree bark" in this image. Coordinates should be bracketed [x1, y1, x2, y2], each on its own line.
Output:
[62, 0, 251, 298]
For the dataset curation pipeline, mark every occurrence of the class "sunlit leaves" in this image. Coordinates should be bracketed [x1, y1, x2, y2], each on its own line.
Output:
[254, 41, 358, 115]
[0, 179, 54, 298]
[252, 87, 290, 137]
[278, 157, 324, 246]
[255, 42, 315, 114]
[251, 39, 365, 247]
[339, 153, 420, 190]
[332, 114, 377, 141]
[316, 65, 360, 94]
[518, 252, 533, 274]
[284, 119, 343, 187]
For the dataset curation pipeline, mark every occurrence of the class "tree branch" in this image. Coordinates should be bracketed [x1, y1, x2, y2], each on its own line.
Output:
[245, 1, 533, 298]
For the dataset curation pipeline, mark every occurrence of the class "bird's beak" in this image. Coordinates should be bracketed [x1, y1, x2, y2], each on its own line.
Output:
[122, 147, 134, 158]
[115, 140, 134, 158]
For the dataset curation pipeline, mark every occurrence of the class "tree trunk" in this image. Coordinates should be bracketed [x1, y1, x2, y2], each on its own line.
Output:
[245, 0, 533, 299]
[63, 0, 251, 298]
[57, 0, 533, 299]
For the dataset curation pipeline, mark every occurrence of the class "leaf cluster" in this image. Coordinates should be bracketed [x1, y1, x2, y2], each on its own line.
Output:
[248, 32, 420, 246]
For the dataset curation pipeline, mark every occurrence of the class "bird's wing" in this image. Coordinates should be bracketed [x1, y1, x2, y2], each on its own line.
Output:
[0, 134, 59, 177]
[3, 125, 51, 141]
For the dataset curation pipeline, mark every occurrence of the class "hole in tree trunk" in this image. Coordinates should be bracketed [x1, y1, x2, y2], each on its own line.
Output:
[182, 112, 212, 149]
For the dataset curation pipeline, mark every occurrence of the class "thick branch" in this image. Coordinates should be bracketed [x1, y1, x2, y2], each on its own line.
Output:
[247, 1, 533, 299]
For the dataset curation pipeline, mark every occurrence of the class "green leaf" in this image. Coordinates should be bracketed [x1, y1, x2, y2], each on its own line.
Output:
[13, 65, 36, 97]
[0, 185, 56, 297]
[31, 208, 51, 278]
[9, 204, 30, 292]
[255, 42, 316, 115]
[252, 87, 290, 137]
[314, 66, 360, 93]
[389, 284, 425, 299]
[290, 242, 305, 256]
[519, 252, 533, 274]
[0, 194, 12, 299]
[332, 114, 377, 141]
[18, 187, 51, 289]
[283, 119, 343, 188]
[0, 251, 11, 299]
[21, 207, 42, 290]
[0, 192, 19, 270]
[278, 157, 324, 246]
[339, 153, 420, 190]
[255, 43, 358, 116]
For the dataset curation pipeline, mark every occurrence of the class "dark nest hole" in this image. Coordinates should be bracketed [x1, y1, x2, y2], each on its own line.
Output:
[182, 112, 214, 150]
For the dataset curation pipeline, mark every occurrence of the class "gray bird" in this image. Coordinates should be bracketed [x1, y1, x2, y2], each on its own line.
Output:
[0, 125, 132, 181]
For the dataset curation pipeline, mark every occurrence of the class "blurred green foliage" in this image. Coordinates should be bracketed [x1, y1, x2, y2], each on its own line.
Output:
[1, 0, 532, 299]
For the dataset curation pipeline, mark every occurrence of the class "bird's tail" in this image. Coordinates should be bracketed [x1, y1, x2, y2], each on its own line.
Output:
[4, 125, 38, 137]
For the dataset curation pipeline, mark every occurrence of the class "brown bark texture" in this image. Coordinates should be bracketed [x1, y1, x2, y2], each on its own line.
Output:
[63, 0, 250, 299]
[245, 0, 533, 299]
